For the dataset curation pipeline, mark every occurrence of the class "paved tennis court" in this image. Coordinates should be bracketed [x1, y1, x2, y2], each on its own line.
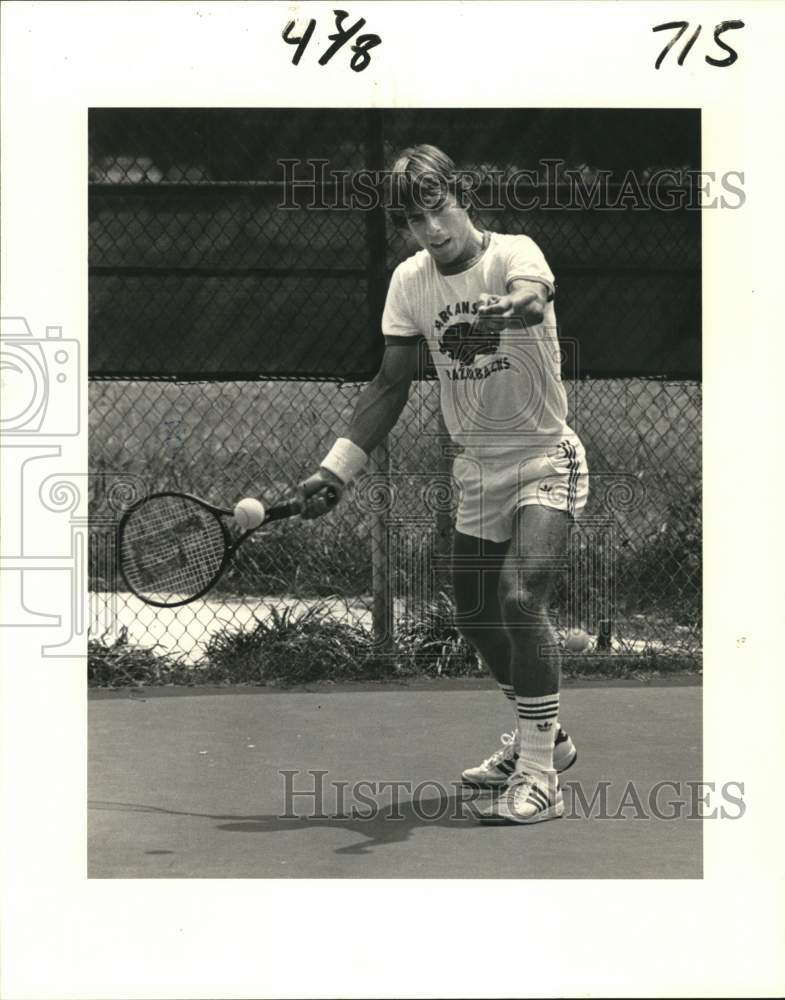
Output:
[89, 682, 701, 878]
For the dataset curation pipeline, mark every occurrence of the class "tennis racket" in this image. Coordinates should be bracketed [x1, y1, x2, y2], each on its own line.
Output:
[118, 489, 335, 608]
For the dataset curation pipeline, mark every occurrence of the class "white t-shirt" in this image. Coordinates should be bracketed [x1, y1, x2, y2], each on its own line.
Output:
[382, 232, 576, 459]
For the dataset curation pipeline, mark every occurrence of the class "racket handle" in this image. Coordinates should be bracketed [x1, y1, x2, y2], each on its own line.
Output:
[263, 498, 302, 523]
[264, 486, 338, 524]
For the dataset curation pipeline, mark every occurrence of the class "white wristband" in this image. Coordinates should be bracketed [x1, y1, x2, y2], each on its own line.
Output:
[320, 437, 369, 485]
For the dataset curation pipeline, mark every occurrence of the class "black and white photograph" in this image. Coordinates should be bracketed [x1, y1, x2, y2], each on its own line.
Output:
[2, 3, 784, 998]
[88, 106, 704, 878]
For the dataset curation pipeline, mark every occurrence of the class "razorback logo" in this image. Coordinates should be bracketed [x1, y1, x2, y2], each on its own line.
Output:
[438, 321, 501, 367]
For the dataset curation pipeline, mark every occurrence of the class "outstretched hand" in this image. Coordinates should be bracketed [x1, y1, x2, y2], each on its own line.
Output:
[476, 293, 515, 331]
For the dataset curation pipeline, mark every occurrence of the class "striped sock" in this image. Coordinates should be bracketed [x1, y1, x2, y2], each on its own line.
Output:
[515, 693, 559, 774]
[499, 683, 518, 727]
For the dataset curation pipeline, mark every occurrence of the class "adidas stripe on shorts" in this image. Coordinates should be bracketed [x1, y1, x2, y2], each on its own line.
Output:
[453, 437, 589, 543]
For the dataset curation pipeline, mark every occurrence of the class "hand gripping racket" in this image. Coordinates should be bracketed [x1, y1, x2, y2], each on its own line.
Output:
[118, 489, 335, 607]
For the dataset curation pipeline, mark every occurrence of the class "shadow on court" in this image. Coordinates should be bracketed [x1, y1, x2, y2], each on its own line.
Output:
[89, 685, 703, 878]
[90, 790, 501, 856]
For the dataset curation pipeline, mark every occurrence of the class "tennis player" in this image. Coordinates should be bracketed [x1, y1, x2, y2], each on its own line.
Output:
[300, 144, 588, 824]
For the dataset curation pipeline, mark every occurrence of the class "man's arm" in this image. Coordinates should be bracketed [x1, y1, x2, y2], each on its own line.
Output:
[299, 338, 421, 517]
[344, 339, 421, 454]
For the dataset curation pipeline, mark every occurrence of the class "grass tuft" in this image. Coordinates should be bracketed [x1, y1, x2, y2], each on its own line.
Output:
[87, 628, 198, 687]
[201, 602, 393, 685]
[395, 591, 482, 677]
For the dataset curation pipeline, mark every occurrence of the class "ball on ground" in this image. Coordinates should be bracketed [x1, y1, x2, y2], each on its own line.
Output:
[233, 497, 266, 530]
[564, 628, 591, 653]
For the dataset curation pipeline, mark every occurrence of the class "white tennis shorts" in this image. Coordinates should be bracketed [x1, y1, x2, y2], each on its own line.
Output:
[453, 437, 589, 543]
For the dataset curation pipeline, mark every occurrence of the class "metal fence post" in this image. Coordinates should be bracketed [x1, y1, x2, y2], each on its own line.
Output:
[364, 110, 393, 648]
[435, 411, 453, 562]
[370, 436, 394, 646]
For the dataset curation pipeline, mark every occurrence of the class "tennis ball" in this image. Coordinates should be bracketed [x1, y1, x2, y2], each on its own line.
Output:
[564, 628, 591, 653]
[233, 497, 266, 531]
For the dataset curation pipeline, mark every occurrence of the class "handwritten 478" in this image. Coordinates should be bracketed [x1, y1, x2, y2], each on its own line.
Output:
[283, 9, 382, 73]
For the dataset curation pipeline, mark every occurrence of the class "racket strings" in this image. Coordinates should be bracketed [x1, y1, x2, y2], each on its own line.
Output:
[121, 496, 226, 602]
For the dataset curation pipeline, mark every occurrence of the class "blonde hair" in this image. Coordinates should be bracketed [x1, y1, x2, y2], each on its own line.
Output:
[389, 144, 474, 227]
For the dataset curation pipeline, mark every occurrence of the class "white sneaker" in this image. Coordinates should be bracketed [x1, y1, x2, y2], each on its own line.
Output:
[481, 769, 564, 825]
[461, 731, 519, 787]
[461, 727, 577, 787]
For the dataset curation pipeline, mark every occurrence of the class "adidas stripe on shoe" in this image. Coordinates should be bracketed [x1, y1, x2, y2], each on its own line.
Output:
[461, 727, 577, 787]
[479, 770, 564, 825]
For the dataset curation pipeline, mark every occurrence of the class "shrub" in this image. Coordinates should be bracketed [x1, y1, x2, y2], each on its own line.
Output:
[201, 602, 389, 685]
[88, 628, 197, 687]
[395, 590, 482, 677]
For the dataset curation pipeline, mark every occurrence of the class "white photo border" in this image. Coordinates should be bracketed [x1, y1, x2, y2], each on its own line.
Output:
[2, 2, 784, 998]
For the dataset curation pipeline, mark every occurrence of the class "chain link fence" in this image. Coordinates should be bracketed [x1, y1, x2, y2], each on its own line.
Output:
[88, 109, 701, 667]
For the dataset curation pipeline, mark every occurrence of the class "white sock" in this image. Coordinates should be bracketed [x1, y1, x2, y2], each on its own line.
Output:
[515, 693, 559, 774]
[499, 683, 517, 728]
